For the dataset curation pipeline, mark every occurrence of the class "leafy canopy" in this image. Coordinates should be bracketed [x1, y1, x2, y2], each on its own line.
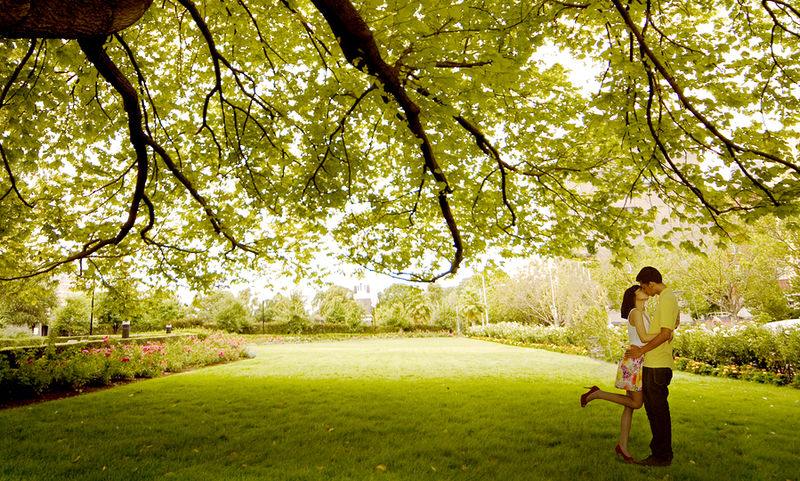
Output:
[1, 0, 799, 288]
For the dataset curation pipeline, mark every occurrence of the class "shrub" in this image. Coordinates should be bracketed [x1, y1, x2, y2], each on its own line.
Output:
[470, 320, 799, 387]
[468, 322, 623, 359]
[0, 333, 251, 403]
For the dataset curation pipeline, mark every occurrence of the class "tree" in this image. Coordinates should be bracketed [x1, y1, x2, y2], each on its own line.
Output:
[53, 295, 91, 336]
[0, 275, 58, 327]
[192, 289, 254, 333]
[2, 1, 800, 287]
[674, 219, 793, 321]
[373, 283, 433, 328]
[140, 289, 189, 330]
[313, 285, 365, 329]
[493, 258, 607, 327]
[91, 277, 145, 333]
[270, 290, 310, 333]
[590, 215, 798, 322]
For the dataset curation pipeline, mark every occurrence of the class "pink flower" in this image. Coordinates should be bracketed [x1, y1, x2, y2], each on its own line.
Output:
[121, 357, 130, 362]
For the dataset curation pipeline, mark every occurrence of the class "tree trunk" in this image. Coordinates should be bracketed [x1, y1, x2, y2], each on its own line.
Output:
[0, 0, 153, 38]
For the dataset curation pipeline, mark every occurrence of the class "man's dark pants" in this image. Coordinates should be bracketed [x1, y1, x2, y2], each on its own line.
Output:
[642, 367, 673, 461]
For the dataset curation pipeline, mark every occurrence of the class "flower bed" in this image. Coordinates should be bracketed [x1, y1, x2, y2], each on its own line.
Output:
[470, 321, 800, 388]
[674, 356, 799, 388]
[672, 324, 799, 386]
[468, 322, 626, 362]
[471, 336, 590, 356]
[0, 333, 259, 402]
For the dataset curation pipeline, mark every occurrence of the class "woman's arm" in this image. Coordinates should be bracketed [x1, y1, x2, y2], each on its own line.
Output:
[626, 328, 672, 358]
[630, 310, 658, 342]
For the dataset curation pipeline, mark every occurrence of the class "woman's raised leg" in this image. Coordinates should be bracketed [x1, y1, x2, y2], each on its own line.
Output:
[584, 388, 642, 409]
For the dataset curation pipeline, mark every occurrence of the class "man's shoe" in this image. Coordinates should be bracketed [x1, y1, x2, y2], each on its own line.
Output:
[635, 455, 671, 467]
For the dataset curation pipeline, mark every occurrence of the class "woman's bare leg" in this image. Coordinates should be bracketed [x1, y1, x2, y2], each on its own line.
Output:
[618, 392, 643, 457]
[619, 405, 633, 455]
[585, 388, 642, 409]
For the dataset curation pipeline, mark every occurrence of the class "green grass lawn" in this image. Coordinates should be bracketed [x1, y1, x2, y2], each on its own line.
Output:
[1, 337, 797, 480]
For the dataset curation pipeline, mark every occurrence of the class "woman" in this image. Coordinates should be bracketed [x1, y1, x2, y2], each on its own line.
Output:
[580, 284, 656, 463]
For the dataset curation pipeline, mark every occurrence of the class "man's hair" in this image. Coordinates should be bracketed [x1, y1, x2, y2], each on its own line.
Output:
[636, 266, 662, 284]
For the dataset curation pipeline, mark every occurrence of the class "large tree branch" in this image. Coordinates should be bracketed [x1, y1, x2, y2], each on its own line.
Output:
[145, 138, 259, 255]
[309, 0, 463, 281]
[1, 35, 149, 280]
[0, 0, 153, 38]
[453, 116, 516, 230]
[0, 38, 35, 107]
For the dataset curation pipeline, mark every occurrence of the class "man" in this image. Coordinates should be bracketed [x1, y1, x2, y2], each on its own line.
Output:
[625, 266, 679, 467]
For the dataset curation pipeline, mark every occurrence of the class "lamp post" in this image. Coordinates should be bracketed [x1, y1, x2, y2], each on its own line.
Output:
[89, 283, 95, 335]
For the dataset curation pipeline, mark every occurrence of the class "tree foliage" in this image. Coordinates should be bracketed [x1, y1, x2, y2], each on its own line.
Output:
[592, 216, 800, 321]
[53, 294, 91, 336]
[270, 290, 310, 332]
[313, 285, 365, 328]
[192, 289, 254, 333]
[2, 0, 800, 287]
[0, 275, 58, 327]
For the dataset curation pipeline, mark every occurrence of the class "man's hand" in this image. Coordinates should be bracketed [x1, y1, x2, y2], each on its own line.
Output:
[625, 345, 644, 358]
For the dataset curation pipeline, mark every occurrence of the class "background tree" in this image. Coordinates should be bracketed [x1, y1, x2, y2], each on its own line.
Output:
[140, 289, 189, 330]
[0, 275, 58, 328]
[313, 285, 365, 330]
[673, 221, 793, 321]
[456, 284, 486, 328]
[270, 291, 310, 333]
[3, 0, 799, 288]
[252, 299, 274, 334]
[373, 283, 437, 329]
[192, 289, 254, 333]
[52, 295, 91, 336]
[591, 215, 798, 323]
[497, 259, 607, 327]
[92, 278, 144, 333]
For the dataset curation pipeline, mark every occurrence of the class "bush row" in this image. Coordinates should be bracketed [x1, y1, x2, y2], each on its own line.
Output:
[469, 322, 800, 388]
[0, 333, 251, 402]
[467, 322, 627, 362]
[255, 321, 446, 335]
[673, 356, 800, 388]
[672, 324, 800, 377]
[0, 333, 200, 366]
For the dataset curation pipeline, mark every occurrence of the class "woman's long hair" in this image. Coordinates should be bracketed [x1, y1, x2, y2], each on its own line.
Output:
[620, 284, 640, 320]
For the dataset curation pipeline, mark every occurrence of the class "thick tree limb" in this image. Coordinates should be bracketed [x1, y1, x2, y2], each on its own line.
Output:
[435, 60, 493, 68]
[454, 116, 517, 230]
[0, 0, 153, 38]
[309, 0, 463, 281]
[302, 85, 377, 197]
[0, 35, 148, 280]
[145, 138, 259, 255]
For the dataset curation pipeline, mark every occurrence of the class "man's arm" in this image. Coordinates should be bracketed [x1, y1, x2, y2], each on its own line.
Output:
[625, 328, 672, 358]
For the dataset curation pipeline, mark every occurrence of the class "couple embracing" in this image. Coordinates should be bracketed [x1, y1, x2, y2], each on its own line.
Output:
[581, 266, 679, 467]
